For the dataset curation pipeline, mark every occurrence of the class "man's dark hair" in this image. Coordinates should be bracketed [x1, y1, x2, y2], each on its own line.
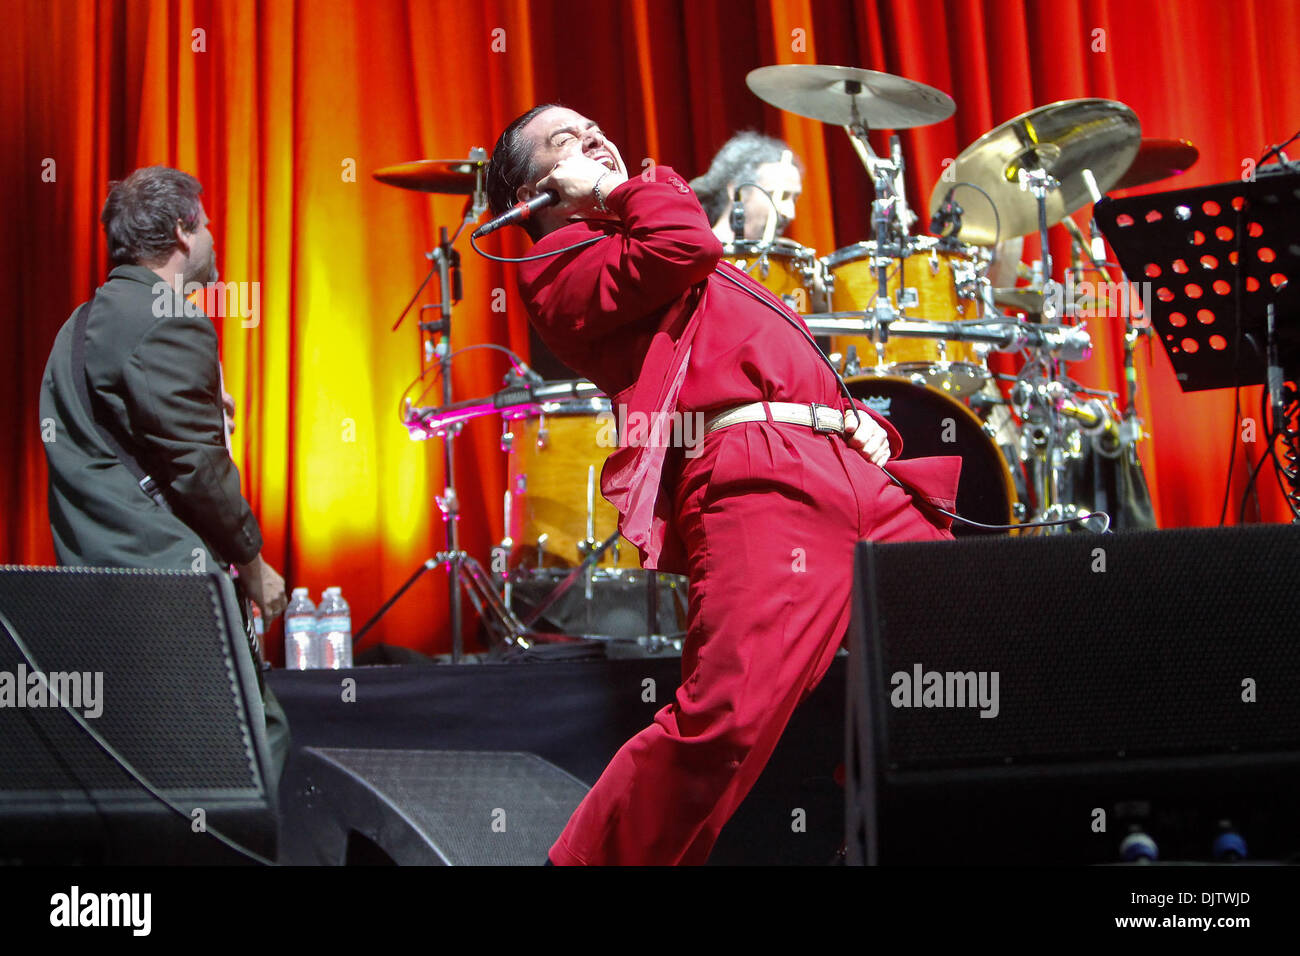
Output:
[689, 131, 802, 226]
[486, 103, 565, 241]
[100, 166, 204, 266]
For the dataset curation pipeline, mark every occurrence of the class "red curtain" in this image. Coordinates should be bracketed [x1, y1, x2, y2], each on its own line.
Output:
[4, 0, 1296, 658]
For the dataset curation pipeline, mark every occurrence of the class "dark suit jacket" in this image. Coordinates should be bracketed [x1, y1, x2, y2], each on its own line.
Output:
[40, 265, 262, 571]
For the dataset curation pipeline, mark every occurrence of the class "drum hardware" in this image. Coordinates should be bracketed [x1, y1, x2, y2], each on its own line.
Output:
[508, 532, 685, 647]
[802, 312, 1091, 363]
[1018, 166, 1063, 322]
[498, 490, 515, 612]
[841, 347, 858, 376]
[517, 531, 620, 629]
[577, 465, 601, 599]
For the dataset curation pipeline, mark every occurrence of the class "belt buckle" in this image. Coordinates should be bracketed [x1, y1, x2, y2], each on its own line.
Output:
[809, 402, 838, 434]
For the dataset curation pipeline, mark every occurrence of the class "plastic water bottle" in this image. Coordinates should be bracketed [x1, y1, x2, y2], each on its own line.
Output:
[284, 588, 317, 670]
[316, 587, 353, 669]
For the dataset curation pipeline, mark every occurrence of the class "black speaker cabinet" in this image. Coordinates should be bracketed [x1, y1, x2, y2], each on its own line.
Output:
[280, 747, 589, 865]
[846, 525, 1300, 865]
[0, 566, 276, 864]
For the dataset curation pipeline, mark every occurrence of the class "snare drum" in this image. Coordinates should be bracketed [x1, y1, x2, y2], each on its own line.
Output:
[502, 386, 638, 570]
[846, 376, 1016, 534]
[827, 237, 990, 395]
[723, 238, 829, 314]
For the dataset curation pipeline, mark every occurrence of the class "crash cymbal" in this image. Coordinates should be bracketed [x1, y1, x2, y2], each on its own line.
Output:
[373, 159, 487, 194]
[928, 99, 1141, 245]
[746, 64, 955, 129]
[993, 288, 1046, 313]
[1112, 137, 1198, 190]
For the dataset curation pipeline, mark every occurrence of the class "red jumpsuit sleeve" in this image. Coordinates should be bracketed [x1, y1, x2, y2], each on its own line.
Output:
[519, 167, 723, 333]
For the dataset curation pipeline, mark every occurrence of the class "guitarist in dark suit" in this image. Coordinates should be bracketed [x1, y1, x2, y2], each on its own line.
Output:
[39, 165, 290, 782]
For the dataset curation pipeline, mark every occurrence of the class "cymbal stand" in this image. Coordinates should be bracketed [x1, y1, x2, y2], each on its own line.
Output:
[404, 148, 532, 659]
[1014, 165, 1080, 530]
[843, 89, 910, 360]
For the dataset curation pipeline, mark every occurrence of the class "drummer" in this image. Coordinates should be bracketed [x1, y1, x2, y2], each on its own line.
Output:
[689, 132, 803, 243]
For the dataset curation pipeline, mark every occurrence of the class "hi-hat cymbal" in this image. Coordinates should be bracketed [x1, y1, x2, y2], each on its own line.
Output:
[1112, 138, 1198, 190]
[928, 99, 1141, 245]
[373, 159, 487, 194]
[746, 64, 955, 129]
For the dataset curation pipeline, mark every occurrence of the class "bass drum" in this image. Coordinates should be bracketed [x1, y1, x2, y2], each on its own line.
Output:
[846, 376, 1016, 535]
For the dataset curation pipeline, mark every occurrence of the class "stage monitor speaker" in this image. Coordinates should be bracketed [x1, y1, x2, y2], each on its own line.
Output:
[280, 747, 589, 865]
[845, 525, 1300, 865]
[0, 565, 276, 864]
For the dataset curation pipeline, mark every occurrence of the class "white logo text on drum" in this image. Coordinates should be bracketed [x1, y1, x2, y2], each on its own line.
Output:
[890, 663, 999, 718]
[595, 410, 707, 457]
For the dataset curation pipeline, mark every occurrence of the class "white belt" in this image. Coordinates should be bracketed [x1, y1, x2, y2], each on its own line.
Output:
[704, 401, 852, 436]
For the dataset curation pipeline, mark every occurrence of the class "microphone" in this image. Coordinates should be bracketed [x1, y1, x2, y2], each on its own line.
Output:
[730, 187, 746, 239]
[516, 360, 546, 386]
[472, 190, 559, 239]
[930, 186, 963, 240]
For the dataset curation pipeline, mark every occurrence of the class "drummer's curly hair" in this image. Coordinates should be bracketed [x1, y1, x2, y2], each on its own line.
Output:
[486, 103, 566, 241]
[688, 131, 802, 227]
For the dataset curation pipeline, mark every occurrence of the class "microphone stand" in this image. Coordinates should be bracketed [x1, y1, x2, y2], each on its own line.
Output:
[368, 148, 537, 659]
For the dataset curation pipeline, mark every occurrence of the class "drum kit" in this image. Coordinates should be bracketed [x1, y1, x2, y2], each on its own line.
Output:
[373, 65, 1197, 659]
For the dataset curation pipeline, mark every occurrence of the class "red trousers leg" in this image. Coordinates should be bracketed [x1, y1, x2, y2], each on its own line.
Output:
[548, 423, 952, 865]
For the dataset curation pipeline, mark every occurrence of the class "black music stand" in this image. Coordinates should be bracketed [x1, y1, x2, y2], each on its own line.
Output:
[1095, 165, 1300, 392]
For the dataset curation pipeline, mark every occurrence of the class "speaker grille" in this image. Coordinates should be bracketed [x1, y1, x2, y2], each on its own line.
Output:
[859, 526, 1300, 769]
[0, 566, 260, 795]
[303, 748, 589, 866]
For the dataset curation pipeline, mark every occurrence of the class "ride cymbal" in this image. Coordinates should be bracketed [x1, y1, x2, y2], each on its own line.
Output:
[373, 158, 487, 195]
[746, 64, 955, 129]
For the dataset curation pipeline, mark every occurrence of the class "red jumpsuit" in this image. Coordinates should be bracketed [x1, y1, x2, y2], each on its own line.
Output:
[519, 168, 959, 865]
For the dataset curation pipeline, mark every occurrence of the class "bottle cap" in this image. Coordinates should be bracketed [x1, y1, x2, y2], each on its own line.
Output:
[292, 587, 309, 596]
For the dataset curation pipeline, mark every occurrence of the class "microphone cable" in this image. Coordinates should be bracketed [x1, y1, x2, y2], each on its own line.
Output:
[470, 230, 610, 263]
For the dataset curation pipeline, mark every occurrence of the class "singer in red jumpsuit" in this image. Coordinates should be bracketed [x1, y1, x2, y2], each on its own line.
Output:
[486, 106, 959, 865]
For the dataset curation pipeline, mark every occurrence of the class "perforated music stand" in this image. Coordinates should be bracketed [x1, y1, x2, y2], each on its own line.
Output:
[1095, 165, 1300, 392]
